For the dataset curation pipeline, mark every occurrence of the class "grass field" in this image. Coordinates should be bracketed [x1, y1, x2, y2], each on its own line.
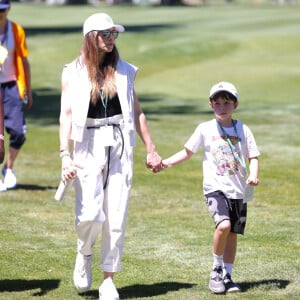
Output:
[0, 1, 299, 299]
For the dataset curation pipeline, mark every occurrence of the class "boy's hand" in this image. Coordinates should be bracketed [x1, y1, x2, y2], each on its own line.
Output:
[161, 159, 172, 169]
[246, 177, 259, 186]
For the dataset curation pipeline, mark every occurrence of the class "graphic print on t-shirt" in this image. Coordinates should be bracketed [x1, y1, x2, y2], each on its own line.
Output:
[211, 135, 241, 176]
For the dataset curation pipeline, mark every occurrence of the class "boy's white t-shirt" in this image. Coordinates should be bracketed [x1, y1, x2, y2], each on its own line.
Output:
[184, 119, 260, 199]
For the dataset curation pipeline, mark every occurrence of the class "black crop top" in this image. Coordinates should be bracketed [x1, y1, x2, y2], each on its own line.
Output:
[87, 93, 122, 119]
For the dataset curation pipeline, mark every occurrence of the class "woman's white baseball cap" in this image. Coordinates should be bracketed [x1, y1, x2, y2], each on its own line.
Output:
[83, 13, 125, 36]
[209, 81, 239, 101]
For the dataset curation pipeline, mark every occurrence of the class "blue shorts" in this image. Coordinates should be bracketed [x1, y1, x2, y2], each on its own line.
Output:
[204, 190, 247, 234]
[1, 81, 27, 149]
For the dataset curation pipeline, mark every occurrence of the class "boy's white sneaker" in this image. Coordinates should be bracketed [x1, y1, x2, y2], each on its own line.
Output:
[73, 253, 93, 292]
[3, 168, 17, 189]
[223, 273, 241, 293]
[99, 277, 119, 300]
[209, 265, 225, 294]
[0, 180, 7, 192]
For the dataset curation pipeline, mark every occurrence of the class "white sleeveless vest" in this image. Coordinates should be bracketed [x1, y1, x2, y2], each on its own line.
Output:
[61, 57, 138, 148]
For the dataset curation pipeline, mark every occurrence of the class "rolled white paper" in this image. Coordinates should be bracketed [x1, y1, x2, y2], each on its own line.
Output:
[54, 179, 73, 201]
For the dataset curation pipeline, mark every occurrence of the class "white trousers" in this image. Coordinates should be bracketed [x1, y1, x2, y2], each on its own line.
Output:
[73, 115, 133, 272]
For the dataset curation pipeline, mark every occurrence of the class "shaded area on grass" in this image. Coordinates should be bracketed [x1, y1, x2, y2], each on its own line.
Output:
[119, 282, 196, 298]
[27, 88, 60, 126]
[81, 282, 195, 299]
[24, 24, 177, 36]
[0, 279, 60, 296]
[239, 278, 290, 292]
[27, 88, 212, 126]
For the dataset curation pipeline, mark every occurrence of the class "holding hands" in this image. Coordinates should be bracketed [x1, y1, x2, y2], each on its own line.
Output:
[145, 151, 164, 173]
[146, 153, 170, 173]
[147, 148, 193, 173]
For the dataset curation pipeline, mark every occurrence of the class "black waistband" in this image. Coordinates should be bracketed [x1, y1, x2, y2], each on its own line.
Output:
[1, 81, 16, 88]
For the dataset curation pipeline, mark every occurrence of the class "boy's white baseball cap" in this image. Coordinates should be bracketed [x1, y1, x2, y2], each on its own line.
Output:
[209, 81, 239, 101]
[83, 13, 125, 36]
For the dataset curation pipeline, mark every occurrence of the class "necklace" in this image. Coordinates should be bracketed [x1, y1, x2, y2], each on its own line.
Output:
[0, 21, 7, 45]
[99, 90, 108, 119]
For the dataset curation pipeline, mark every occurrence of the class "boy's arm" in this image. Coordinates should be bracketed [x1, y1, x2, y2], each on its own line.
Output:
[162, 147, 193, 169]
[247, 157, 259, 185]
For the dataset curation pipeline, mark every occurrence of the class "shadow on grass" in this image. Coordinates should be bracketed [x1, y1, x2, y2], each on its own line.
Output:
[239, 278, 290, 292]
[81, 282, 195, 299]
[0, 279, 60, 296]
[14, 184, 56, 191]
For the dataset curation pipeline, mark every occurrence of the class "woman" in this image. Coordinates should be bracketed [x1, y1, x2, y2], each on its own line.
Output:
[59, 13, 161, 300]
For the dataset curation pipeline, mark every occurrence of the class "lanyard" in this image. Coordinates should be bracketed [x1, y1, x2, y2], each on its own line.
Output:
[1, 22, 8, 45]
[99, 90, 108, 119]
[218, 120, 246, 170]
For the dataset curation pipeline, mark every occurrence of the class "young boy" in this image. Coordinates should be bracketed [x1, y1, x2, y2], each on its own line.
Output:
[161, 82, 260, 294]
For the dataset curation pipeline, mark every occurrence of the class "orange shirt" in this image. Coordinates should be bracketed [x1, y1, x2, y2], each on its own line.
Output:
[11, 21, 28, 101]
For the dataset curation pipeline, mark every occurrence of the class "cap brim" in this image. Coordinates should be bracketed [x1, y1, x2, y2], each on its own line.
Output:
[83, 24, 125, 36]
[114, 25, 125, 32]
[0, 5, 10, 9]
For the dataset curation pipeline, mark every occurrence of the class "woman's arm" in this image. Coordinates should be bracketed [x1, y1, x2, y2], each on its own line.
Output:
[59, 69, 76, 180]
[133, 89, 161, 171]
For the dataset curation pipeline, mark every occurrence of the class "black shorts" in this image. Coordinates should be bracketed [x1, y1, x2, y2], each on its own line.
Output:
[1, 81, 27, 148]
[204, 190, 247, 234]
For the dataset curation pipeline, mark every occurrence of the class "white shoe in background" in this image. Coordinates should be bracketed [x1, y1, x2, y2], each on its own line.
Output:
[3, 168, 17, 189]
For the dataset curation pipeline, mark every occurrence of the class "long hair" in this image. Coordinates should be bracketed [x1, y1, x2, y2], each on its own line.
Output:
[81, 31, 120, 104]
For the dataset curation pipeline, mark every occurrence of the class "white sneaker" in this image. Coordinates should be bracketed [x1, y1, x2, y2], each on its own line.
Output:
[73, 253, 93, 292]
[0, 180, 7, 192]
[99, 277, 119, 300]
[3, 168, 17, 189]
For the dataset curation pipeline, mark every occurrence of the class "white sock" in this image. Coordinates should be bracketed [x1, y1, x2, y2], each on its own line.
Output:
[213, 253, 223, 268]
[223, 263, 233, 276]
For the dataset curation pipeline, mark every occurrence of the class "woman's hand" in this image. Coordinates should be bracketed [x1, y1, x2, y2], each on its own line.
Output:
[146, 151, 162, 173]
[61, 156, 77, 180]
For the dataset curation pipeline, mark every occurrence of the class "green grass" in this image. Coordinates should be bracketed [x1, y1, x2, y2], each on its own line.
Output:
[0, 1, 299, 299]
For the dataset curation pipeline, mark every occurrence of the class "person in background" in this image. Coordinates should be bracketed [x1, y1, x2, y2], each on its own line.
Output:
[159, 82, 260, 294]
[0, 91, 5, 164]
[59, 12, 161, 300]
[0, 0, 33, 192]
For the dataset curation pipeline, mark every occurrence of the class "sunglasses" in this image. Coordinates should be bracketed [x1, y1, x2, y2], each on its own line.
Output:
[0, 9, 7, 13]
[100, 30, 119, 39]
